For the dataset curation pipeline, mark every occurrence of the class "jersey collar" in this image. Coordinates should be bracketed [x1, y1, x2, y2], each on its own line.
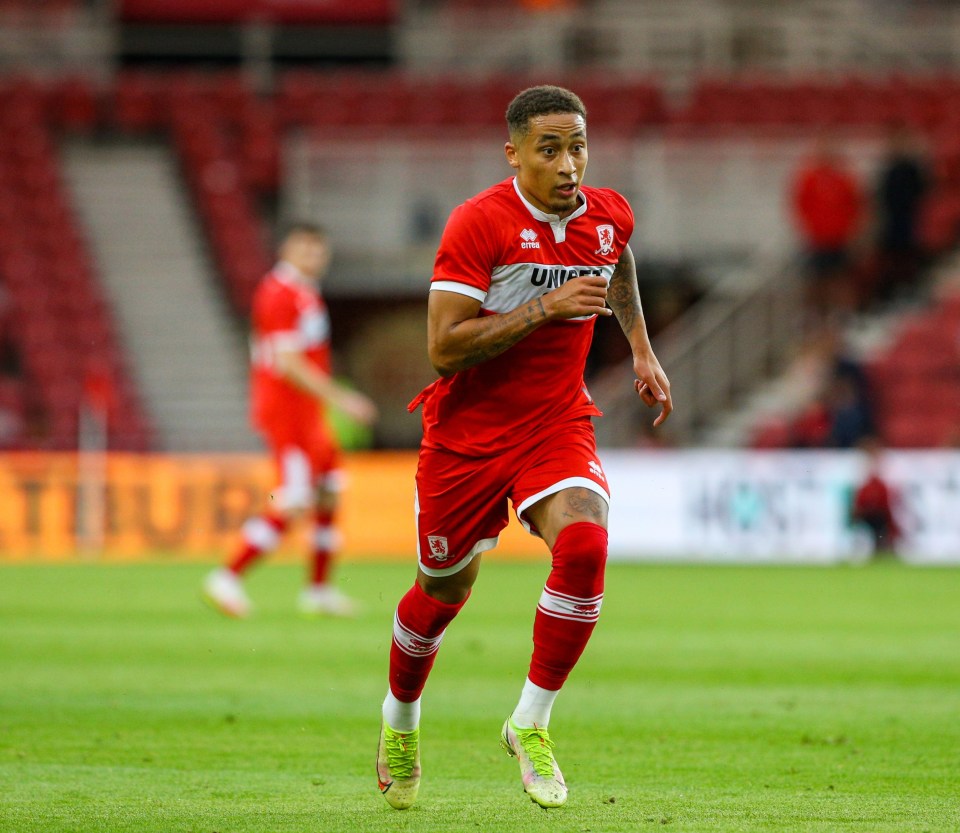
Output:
[512, 177, 588, 244]
[273, 260, 311, 286]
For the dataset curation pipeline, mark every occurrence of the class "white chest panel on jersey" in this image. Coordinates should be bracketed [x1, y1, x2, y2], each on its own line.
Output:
[299, 306, 330, 345]
[485, 261, 615, 319]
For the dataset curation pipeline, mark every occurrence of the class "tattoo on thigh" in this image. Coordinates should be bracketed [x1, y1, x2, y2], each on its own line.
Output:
[566, 488, 605, 519]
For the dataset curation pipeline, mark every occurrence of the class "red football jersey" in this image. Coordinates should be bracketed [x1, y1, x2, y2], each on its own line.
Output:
[410, 177, 635, 456]
[249, 262, 332, 435]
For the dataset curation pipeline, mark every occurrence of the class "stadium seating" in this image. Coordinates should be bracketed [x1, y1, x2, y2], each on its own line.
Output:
[867, 302, 960, 448]
[670, 75, 960, 133]
[0, 77, 152, 450]
[168, 91, 273, 315]
[0, 0, 80, 21]
[7, 66, 960, 451]
[274, 69, 666, 133]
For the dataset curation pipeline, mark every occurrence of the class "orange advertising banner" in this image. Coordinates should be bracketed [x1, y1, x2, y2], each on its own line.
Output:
[0, 452, 544, 562]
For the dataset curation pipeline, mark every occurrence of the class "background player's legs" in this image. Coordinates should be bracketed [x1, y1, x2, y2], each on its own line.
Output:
[514, 487, 609, 728]
[202, 445, 307, 617]
[309, 502, 336, 587]
[229, 513, 289, 576]
[202, 511, 288, 617]
[298, 480, 359, 617]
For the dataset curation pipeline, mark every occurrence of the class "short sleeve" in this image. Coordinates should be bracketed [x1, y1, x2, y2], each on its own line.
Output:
[432, 201, 498, 298]
[609, 189, 635, 249]
[254, 284, 304, 350]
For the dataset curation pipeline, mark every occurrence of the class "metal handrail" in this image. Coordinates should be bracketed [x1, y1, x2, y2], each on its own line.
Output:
[593, 257, 804, 447]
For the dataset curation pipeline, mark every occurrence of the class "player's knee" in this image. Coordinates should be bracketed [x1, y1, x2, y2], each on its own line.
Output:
[242, 516, 284, 551]
[551, 521, 608, 585]
[276, 484, 312, 517]
[417, 563, 478, 605]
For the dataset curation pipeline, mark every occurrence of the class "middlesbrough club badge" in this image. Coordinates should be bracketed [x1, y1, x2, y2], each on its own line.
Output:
[427, 535, 449, 560]
[594, 224, 615, 256]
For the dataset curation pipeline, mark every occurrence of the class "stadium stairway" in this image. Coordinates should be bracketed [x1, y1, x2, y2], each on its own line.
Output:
[705, 254, 960, 450]
[63, 140, 257, 452]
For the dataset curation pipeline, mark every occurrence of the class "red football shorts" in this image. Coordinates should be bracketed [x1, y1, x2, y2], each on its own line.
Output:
[415, 418, 609, 576]
[260, 418, 342, 510]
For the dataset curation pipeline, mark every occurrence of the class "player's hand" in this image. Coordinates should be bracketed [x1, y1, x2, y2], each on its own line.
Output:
[336, 389, 379, 426]
[541, 276, 613, 320]
[633, 354, 672, 427]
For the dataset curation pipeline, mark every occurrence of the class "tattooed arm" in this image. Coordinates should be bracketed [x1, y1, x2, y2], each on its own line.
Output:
[427, 277, 611, 377]
[607, 244, 673, 426]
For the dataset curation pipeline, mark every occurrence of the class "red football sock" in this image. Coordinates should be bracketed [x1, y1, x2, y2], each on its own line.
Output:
[227, 513, 287, 575]
[528, 521, 608, 691]
[389, 582, 468, 702]
[309, 508, 336, 586]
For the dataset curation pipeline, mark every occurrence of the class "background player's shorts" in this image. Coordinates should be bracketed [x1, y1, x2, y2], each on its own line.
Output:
[415, 417, 609, 576]
[262, 420, 342, 510]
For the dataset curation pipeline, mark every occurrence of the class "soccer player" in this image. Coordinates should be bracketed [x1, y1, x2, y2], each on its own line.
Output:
[376, 86, 672, 810]
[203, 223, 377, 618]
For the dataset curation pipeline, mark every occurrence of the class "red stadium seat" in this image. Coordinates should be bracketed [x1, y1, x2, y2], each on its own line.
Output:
[0, 93, 152, 451]
[51, 75, 101, 134]
[112, 71, 167, 133]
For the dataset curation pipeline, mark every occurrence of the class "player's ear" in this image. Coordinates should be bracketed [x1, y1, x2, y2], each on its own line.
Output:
[504, 141, 520, 170]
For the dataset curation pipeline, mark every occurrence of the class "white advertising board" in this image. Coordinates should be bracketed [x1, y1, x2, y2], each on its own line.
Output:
[602, 450, 960, 565]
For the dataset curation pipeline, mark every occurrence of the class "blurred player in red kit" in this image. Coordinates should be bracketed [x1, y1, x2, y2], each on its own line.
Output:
[376, 86, 672, 810]
[203, 223, 377, 618]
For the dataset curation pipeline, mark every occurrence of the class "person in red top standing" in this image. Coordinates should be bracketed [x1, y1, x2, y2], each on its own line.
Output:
[375, 86, 672, 811]
[203, 223, 377, 618]
[790, 135, 864, 326]
[850, 438, 900, 558]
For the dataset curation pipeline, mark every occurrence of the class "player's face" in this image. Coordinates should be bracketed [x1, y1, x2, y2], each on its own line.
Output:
[281, 234, 331, 282]
[505, 113, 588, 219]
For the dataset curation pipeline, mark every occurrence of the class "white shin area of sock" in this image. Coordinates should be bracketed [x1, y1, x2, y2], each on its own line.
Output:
[382, 690, 420, 733]
[511, 677, 559, 729]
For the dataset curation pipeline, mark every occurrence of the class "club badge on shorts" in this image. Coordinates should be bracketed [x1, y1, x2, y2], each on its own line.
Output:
[427, 535, 450, 560]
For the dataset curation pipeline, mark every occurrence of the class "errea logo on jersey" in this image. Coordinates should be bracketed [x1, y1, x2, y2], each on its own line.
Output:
[520, 229, 541, 249]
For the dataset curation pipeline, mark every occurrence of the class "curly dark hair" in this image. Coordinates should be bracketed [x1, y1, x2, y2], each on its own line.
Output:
[505, 85, 587, 140]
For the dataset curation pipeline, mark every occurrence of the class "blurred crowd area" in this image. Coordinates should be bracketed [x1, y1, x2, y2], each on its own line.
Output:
[2, 0, 960, 453]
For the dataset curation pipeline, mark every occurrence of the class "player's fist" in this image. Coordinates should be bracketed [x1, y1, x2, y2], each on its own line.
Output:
[542, 276, 612, 320]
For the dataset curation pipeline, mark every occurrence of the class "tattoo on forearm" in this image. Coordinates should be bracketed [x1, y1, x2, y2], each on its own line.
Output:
[522, 298, 542, 326]
[460, 298, 547, 369]
[607, 260, 641, 335]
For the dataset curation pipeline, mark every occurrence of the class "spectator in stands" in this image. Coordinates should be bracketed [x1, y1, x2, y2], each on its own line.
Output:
[790, 324, 876, 449]
[850, 437, 900, 558]
[873, 124, 931, 305]
[790, 135, 865, 329]
[826, 329, 876, 448]
[202, 223, 378, 619]
[826, 372, 875, 448]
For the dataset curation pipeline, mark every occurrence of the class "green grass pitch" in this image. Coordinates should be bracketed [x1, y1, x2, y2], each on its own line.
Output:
[1, 558, 958, 833]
